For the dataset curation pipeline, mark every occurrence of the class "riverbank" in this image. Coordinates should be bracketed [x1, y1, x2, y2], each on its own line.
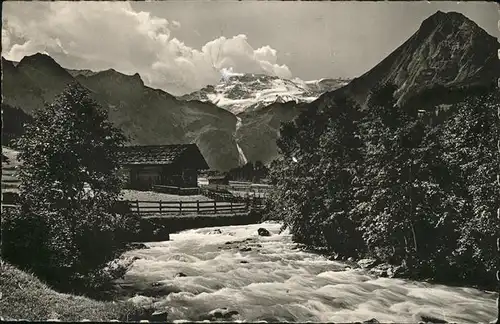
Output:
[0, 260, 152, 322]
[140, 209, 264, 236]
[299, 245, 499, 294]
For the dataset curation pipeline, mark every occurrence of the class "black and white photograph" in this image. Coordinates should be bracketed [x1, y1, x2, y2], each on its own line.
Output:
[1, 0, 499, 322]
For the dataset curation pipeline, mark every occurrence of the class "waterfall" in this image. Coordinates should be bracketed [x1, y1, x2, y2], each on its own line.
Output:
[237, 143, 248, 165]
[235, 116, 248, 165]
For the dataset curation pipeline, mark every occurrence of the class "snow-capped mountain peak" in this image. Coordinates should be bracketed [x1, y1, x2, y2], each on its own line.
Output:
[180, 73, 350, 114]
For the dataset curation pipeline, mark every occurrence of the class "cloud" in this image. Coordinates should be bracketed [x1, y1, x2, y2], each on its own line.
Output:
[1, 2, 293, 95]
[220, 67, 244, 83]
[171, 20, 181, 29]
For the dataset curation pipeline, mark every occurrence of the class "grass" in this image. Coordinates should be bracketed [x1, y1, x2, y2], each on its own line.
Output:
[121, 189, 213, 202]
[0, 260, 148, 322]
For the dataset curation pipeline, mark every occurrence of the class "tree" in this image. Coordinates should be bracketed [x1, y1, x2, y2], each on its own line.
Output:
[266, 80, 499, 289]
[440, 91, 500, 286]
[355, 83, 415, 263]
[268, 94, 365, 256]
[2, 82, 137, 296]
[358, 85, 499, 286]
[315, 95, 365, 256]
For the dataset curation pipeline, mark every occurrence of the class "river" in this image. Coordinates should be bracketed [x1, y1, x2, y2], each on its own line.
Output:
[120, 222, 497, 323]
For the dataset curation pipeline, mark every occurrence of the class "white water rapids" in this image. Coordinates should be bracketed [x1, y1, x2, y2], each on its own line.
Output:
[120, 222, 497, 323]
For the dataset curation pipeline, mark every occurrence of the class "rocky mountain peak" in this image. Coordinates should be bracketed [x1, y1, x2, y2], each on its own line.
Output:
[17, 52, 59, 69]
[15, 52, 74, 83]
[417, 10, 492, 44]
[86, 68, 145, 88]
[336, 10, 499, 107]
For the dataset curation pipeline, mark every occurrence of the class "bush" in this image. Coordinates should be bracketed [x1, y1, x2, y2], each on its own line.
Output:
[2, 205, 139, 298]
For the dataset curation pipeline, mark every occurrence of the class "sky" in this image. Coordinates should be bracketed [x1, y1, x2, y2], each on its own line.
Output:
[2, 1, 498, 96]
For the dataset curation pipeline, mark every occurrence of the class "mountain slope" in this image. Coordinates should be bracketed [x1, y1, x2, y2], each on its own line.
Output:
[179, 73, 349, 164]
[333, 10, 499, 107]
[76, 69, 241, 170]
[2, 57, 46, 114]
[16, 54, 77, 104]
[2, 54, 241, 171]
[2, 103, 33, 147]
[237, 10, 499, 165]
[235, 101, 310, 164]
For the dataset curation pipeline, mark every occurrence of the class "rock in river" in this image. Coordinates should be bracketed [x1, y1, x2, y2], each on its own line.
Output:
[150, 310, 168, 322]
[205, 307, 239, 320]
[357, 258, 381, 269]
[258, 228, 271, 236]
[419, 315, 448, 323]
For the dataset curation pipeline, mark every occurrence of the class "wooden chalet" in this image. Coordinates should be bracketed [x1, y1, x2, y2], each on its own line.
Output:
[118, 144, 209, 190]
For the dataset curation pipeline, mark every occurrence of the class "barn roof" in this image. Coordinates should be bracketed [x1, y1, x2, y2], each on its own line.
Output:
[117, 144, 209, 169]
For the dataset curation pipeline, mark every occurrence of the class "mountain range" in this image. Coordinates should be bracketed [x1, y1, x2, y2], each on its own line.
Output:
[179, 74, 349, 115]
[2, 10, 498, 171]
[1, 57, 347, 170]
[2, 55, 242, 171]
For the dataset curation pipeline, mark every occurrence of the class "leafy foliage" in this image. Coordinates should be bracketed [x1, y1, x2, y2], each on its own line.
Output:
[269, 95, 365, 255]
[267, 83, 500, 288]
[1, 82, 139, 297]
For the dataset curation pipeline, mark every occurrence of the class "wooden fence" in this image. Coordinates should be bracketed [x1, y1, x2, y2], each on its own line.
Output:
[2, 204, 19, 212]
[1, 192, 266, 216]
[0, 199, 262, 216]
[126, 199, 261, 215]
[152, 185, 201, 195]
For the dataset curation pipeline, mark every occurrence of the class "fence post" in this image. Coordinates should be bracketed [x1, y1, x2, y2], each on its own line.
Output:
[159, 200, 162, 213]
[214, 200, 217, 214]
[136, 200, 140, 214]
[230, 200, 233, 213]
[179, 201, 183, 215]
[197, 200, 200, 214]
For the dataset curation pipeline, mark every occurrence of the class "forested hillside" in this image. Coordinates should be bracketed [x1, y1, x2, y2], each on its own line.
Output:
[267, 84, 500, 289]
